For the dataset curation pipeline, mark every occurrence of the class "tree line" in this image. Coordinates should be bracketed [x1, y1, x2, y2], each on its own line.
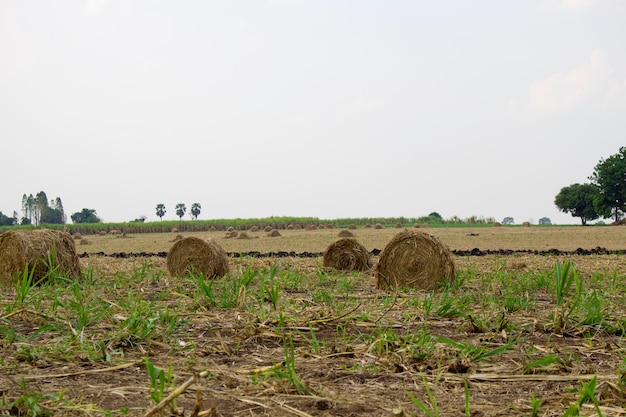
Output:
[555, 147, 626, 225]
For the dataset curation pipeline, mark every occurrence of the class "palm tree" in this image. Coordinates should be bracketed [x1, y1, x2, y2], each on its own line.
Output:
[190, 203, 201, 220]
[175, 203, 187, 221]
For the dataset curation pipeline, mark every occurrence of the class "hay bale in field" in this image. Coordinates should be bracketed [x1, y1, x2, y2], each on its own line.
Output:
[224, 230, 238, 239]
[421, 223, 429, 228]
[522, 222, 531, 227]
[80, 239, 91, 245]
[209, 226, 217, 232]
[166, 237, 229, 278]
[323, 238, 372, 272]
[73, 232, 82, 240]
[237, 231, 251, 239]
[170, 234, 184, 242]
[338, 229, 355, 238]
[493, 222, 502, 228]
[374, 223, 384, 229]
[227, 226, 235, 232]
[294, 224, 302, 230]
[267, 229, 282, 237]
[394, 223, 402, 228]
[171, 228, 179, 233]
[348, 224, 357, 230]
[264, 226, 274, 232]
[375, 229, 455, 291]
[109, 229, 122, 235]
[0, 229, 81, 285]
[326, 224, 334, 229]
[286, 224, 294, 230]
[318, 225, 325, 230]
[413, 223, 421, 228]
[305, 224, 316, 231]
[249, 226, 259, 233]
[99, 231, 107, 236]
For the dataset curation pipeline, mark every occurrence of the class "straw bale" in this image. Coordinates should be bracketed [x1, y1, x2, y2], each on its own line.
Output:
[267, 229, 282, 237]
[166, 237, 229, 278]
[294, 224, 302, 230]
[323, 238, 372, 272]
[395, 223, 402, 228]
[237, 231, 251, 239]
[171, 228, 179, 233]
[326, 224, 334, 229]
[209, 226, 217, 232]
[264, 226, 274, 232]
[522, 222, 531, 227]
[365, 223, 372, 229]
[305, 224, 316, 231]
[413, 223, 421, 228]
[227, 226, 235, 232]
[348, 224, 357, 230]
[0, 229, 81, 285]
[338, 230, 355, 238]
[493, 222, 502, 227]
[249, 226, 259, 233]
[375, 229, 456, 291]
[109, 229, 121, 235]
[73, 232, 82, 240]
[374, 223, 384, 229]
[99, 231, 107, 236]
[80, 239, 91, 245]
[170, 234, 184, 242]
[224, 230, 238, 239]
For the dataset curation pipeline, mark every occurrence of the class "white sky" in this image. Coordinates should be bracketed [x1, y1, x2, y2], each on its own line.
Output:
[1, 1, 625, 224]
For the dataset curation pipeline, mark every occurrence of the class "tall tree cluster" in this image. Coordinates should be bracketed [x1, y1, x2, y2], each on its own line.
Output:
[21, 191, 66, 225]
[555, 147, 626, 225]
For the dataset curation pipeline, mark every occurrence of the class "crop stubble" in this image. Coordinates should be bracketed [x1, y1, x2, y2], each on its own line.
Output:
[1, 226, 625, 416]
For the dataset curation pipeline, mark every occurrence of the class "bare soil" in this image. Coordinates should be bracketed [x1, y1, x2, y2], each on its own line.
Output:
[1, 226, 625, 416]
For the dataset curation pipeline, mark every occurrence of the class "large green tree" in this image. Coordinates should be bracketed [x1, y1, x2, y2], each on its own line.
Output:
[21, 191, 66, 225]
[71, 208, 101, 224]
[589, 146, 626, 222]
[0, 211, 16, 226]
[555, 183, 600, 225]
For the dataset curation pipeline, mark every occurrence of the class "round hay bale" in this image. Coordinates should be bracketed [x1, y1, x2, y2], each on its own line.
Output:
[413, 223, 421, 228]
[365, 223, 372, 229]
[394, 223, 402, 228]
[224, 230, 238, 239]
[294, 224, 302, 230]
[338, 229, 355, 238]
[374, 223, 384, 229]
[323, 238, 372, 272]
[348, 223, 357, 230]
[73, 232, 82, 240]
[305, 224, 316, 231]
[264, 226, 274, 232]
[326, 224, 334, 229]
[318, 225, 325, 230]
[80, 238, 91, 245]
[286, 224, 294, 230]
[0, 229, 81, 285]
[421, 223, 429, 228]
[166, 237, 229, 278]
[109, 229, 121, 235]
[493, 222, 502, 227]
[171, 228, 179, 233]
[209, 226, 217, 232]
[267, 229, 282, 237]
[522, 221, 531, 227]
[99, 231, 107, 236]
[170, 233, 184, 242]
[249, 226, 259, 233]
[375, 230, 456, 291]
[227, 226, 235, 232]
[237, 231, 251, 239]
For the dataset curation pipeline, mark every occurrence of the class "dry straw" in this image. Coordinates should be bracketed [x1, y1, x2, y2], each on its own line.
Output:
[323, 238, 372, 272]
[338, 230, 355, 238]
[166, 237, 229, 278]
[375, 229, 456, 291]
[374, 223, 384, 229]
[0, 229, 81, 285]
[267, 229, 282, 237]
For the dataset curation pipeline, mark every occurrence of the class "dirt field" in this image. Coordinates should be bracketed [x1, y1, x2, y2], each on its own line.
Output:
[1, 226, 625, 416]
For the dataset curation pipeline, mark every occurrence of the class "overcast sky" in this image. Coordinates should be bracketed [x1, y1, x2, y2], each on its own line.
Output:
[1, 1, 625, 224]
